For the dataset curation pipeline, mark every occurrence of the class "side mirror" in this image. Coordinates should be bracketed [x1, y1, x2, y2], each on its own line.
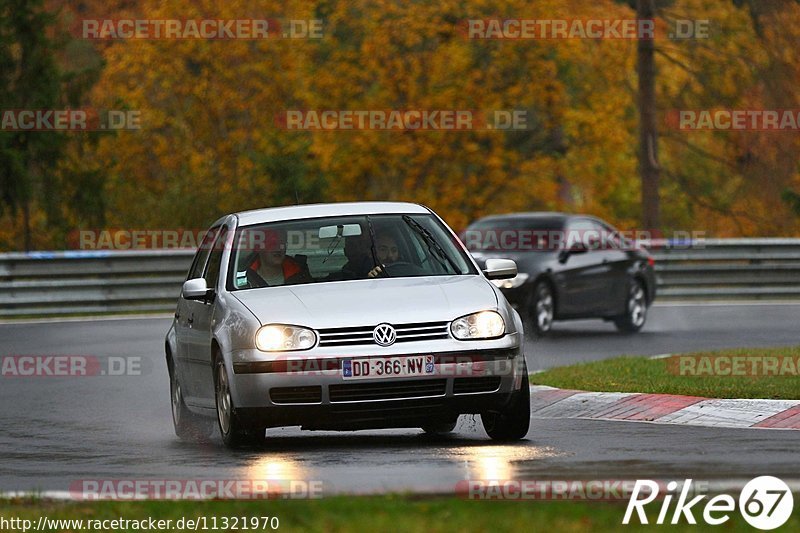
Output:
[570, 242, 588, 254]
[483, 258, 518, 280]
[559, 242, 587, 263]
[182, 278, 210, 300]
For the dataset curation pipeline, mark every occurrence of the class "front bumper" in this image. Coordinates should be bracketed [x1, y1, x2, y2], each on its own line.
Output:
[236, 392, 517, 431]
[227, 334, 524, 429]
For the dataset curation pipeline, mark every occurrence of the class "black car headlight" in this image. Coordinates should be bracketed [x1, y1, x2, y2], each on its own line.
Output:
[256, 325, 317, 352]
[450, 311, 505, 340]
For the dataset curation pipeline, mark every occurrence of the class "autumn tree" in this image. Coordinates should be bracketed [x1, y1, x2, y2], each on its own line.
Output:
[3, 0, 799, 249]
[656, 0, 800, 235]
[0, 0, 68, 250]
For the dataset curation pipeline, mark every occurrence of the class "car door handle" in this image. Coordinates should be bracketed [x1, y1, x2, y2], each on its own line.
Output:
[602, 259, 609, 264]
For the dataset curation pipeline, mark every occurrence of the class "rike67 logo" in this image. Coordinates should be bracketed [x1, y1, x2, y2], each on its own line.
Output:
[624, 476, 793, 530]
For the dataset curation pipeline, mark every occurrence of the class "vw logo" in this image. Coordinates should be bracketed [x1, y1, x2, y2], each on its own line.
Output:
[373, 323, 397, 347]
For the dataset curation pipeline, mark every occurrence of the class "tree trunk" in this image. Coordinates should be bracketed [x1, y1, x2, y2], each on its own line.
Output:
[637, 0, 661, 231]
[22, 199, 31, 252]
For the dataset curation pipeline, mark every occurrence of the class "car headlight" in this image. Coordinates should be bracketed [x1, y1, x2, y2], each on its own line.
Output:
[491, 273, 529, 289]
[255, 325, 317, 351]
[450, 311, 505, 340]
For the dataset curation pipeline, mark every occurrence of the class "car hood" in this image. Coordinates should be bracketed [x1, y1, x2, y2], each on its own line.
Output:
[232, 275, 498, 328]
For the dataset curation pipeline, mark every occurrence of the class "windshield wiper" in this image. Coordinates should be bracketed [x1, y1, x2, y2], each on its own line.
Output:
[366, 215, 389, 277]
[401, 215, 460, 274]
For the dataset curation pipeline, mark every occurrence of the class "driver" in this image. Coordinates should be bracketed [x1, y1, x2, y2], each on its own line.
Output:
[368, 233, 401, 278]
[340, 231, 374, 278]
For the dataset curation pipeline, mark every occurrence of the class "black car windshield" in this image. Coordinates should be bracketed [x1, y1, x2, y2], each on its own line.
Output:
[228, 214, 477, 290]
[464, 217, 566, 252]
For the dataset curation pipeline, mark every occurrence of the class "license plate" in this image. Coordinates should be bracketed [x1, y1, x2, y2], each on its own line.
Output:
[341, 355, 435, 380]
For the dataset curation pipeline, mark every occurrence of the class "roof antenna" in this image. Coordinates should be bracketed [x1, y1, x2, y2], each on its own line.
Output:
[294, 188, 300, 205]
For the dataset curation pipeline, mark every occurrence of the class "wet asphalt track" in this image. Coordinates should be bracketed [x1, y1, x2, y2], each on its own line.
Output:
[1, 303, 798, 495]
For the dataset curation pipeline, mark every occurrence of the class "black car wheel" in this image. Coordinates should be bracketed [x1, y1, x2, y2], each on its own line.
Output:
[614, 278, 647, 333]
[527, 281, 554, 337]
[481, 360, 531, 441]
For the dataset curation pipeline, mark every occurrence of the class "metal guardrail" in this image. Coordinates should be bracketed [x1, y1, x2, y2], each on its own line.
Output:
[0, 250, 194, 317]
[0, 239, 798, 317]
[650, 239, 800, 300]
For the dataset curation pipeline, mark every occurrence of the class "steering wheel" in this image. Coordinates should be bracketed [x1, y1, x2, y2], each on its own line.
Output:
[382, 261, 425, 276]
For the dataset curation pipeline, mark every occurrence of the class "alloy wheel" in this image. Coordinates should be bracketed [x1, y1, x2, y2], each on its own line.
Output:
[171, 373, 182, 426]
[216, 363, 232, 435]
[535, 284, 554, 332]
[628, 284, 646, 327]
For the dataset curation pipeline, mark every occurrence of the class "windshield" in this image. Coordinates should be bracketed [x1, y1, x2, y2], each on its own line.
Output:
[228, 214, 477, 290]
[463, 217, 566, 253]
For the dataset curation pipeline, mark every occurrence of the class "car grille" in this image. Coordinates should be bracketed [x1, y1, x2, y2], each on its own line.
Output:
[317, 321, 450, 347]
[270, 386, 322, 404]
[453, 376, 502, 394]
[329, 379, 447, 402]
[328, 399, 446, 419]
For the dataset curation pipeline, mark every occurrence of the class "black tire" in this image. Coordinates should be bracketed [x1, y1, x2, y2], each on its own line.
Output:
[526, 281, 555, 337]
[613, 278, 648, 333]
[214, 356, 265, 448]
[421, 417, 459, 435]
[481, 361, 531, 441]
[169, 359, 214, 442]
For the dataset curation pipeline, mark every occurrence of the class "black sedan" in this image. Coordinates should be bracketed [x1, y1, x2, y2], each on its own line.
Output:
[463, 212, 657, 336]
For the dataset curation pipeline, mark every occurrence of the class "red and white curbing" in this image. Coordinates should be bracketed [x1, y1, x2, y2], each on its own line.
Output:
[530, 385, 800, 430]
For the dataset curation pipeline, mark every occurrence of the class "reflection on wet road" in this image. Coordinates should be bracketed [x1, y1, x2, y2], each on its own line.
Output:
[1, 305, 799, 495]
[233, 427, 562, 494]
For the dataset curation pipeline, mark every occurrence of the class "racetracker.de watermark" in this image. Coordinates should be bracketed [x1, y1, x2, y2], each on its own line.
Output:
[667, 109, 800, 131]
[0, 355, 147, 377]
[75, 19, 323, 40]
[667, 355, 800, 377]
[0, 109, 141, 131]
[71, 229, 209, 250]
[456, 479, 710, 501]
[71, 228, 343, 252]
[275, 110, 530, 130]
[461, 229, 706, 252]
[236, 354, 525, 378]
[460, 18, 711, 40]
[69, 479, 324, 500]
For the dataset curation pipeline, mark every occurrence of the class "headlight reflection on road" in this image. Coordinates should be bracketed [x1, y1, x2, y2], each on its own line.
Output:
[246, 456, 305, 482]
[456, 445, 559, 481]
[243, 456, 324, 498]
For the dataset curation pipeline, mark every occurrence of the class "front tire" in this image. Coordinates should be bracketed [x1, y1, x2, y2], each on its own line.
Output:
[526, 281, 554, 337]
[614, 278, 647, 333]
[481, 361, 531, 441]
[214, 356, 264, 448]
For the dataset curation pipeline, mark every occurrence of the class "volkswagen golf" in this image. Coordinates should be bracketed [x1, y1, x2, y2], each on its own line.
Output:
[165, 202, 530, 447]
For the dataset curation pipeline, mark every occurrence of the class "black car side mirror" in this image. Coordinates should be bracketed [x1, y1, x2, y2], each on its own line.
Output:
[558, 242, 587, 263]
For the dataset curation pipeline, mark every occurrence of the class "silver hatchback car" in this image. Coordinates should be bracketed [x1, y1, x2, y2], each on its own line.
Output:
[165, 202, 530, 447]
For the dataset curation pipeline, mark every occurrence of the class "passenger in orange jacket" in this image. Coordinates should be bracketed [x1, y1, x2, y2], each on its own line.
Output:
[245, 229, 310, 287]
